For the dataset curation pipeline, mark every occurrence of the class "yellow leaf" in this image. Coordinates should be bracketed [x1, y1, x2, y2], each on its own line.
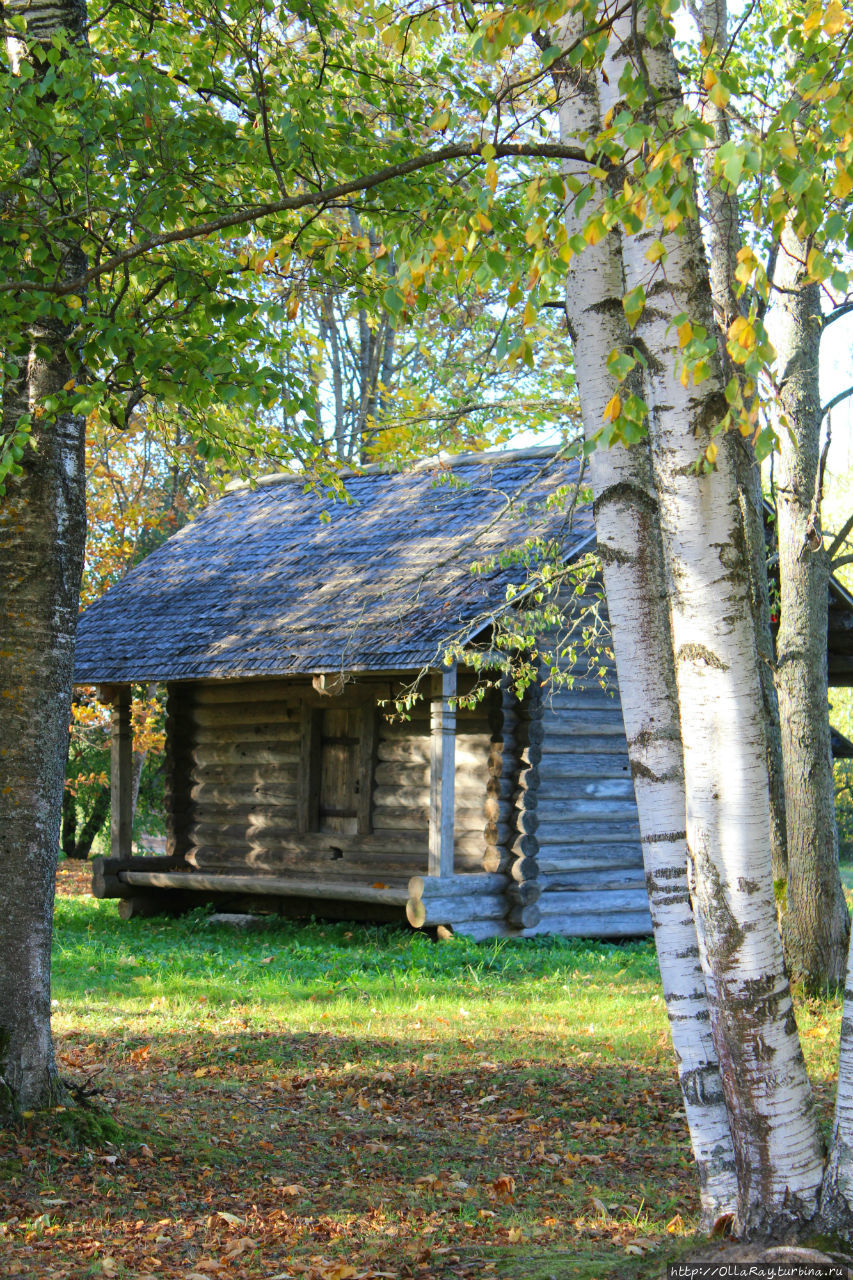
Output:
[63, 379, 76, 391]
[709, 79, 729, 108]
[703, 67, 718, 92]
[522, 298, 537, 328]
[824, 0, 847, 34]
[66, 296, 83, 310]
[677, 320, 693, 348]
[602, 393, 621, 423]
[485, 160, 497, 193]
[644, 240, 666, 264]
[705, 442, 718, 465]
[832, 164, 853, 199]
[583, 217, 605, 246]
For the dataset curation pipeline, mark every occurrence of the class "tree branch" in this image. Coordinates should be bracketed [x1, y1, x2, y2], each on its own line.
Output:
[0, 140, 599, 299]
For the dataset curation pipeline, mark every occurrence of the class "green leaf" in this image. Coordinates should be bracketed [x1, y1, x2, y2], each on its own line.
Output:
[622, 286, 645, 329]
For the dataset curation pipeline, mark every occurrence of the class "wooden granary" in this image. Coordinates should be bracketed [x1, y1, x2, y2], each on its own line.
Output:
[72, 448, 658, 939]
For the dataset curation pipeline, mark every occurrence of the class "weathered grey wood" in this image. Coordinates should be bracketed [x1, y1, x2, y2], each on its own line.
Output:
[92, 853, 186, 898]
[505, 901, 541, 928]
[482, 845, 513, 874]
[536, 755, 631, 779]
[505, 881, 541, 907]
[540, 867, 646, 892]
[429, 665, 456, 878]
[193, 704, 302, 730]
[191, 783, 297, 806]
[521, 797, 640, 822]
[373, 784, 485, 809]
[374, 804, 486, 829]
[540, 887, 649, 914]
[195, 742, 301, 767]
[110, 687, 133, 862]
[527, 909, 652, 938]
[357, 703, 377, 835]
[192, 722, 301, 745]
[537, 845, 644, 873]
[194, 679, 303, 705]
[297, 705, 322, 833]
[191, 762, 299, 785]
[164, 683, 196, 860]
[406, 892, 507, 929]
[120, 868, 410, 905]
[408, 872, 508, 899]
[189, 845, 431, 874]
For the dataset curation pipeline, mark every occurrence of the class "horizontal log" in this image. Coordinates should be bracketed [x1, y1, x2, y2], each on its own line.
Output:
[506, 901, 541, 928]
[373, 805, 485, 830]
[483, 796, 515, 823]
[538, 689, 622, 711]
[539, 867, 646, 893]
[482, 846, 513, 874]
[372, 785, 485, 809]
[194, 680, 305, 705]
[540, 887, 649, 914]
[192, 726, 302, 749]
[192, 783, 298, 806]
[92, 853, 186, 898]
[526, 909, 652, 939]
[530, 778, 635, 802]
[440, 919, 523, 942]
[194, 743, 302, 767]
[509, 855, 539, 883]
[193, 704, 302, 730]
[408, 873, 508, 899]
[505, 880, 541, 907]
[406, 892, 508, 929]
[191, 761, 299, 784]
[520, 798, 639, 824]
[537, 845, 644, 874]
[186, 843, 433, 874]
[529, 715, 627, 741]
[536, 755, 631, 780]
[120, 868, 410, 905]
[533, 817, 642, 842]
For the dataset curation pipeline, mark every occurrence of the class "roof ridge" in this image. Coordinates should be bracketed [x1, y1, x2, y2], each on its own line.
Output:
[224, 444, 567, 494]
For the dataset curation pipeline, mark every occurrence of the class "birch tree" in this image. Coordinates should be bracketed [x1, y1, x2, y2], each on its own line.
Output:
[541, 0, 853, 1236]
[691, 0, 849, 989]
[553, 22, 737, 1225]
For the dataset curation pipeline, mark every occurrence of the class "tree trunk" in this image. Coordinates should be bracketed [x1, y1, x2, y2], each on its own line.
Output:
[695, 0, 788, 889]
[599, 18, 825, 1234]
[766, 226, 849, 990]
[553, 22, 737, 1224]
[0, 0, 88, 1119]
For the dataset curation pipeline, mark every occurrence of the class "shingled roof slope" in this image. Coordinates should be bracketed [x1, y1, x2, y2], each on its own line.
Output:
[73, 448, 593, 684]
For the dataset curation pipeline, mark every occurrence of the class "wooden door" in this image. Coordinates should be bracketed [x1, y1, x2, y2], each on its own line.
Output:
[318, 708, 361, 834]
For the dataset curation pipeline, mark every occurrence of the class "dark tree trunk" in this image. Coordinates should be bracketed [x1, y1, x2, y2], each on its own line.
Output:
[62, 787, 110, 860]
[769, 228, 850, 990]
[0, 0, 88, 1119]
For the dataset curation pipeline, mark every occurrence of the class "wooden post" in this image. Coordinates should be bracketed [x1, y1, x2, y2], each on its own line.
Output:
[110, 686, 133, 861]
[429, 665, 456, 878]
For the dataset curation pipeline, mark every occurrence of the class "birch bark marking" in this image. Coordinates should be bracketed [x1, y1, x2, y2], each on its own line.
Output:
[552, 19, 736, 1221]
[765, 227, 849, 989]
[600, 16, 824, 1231]
[0, 0, 88, 1117]
[695, 0, 788, 890]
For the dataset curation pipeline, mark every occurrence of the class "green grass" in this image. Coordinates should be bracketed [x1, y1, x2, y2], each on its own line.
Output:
[0, 880, 843, 1279]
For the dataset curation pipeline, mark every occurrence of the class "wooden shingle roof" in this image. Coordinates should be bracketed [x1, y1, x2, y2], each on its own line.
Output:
[73, 448, 593, 684]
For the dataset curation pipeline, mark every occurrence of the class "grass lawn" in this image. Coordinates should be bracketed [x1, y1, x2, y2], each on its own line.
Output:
[0, 863, 845, 1280]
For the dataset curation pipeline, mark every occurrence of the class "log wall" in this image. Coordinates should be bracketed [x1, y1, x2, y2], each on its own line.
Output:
[178, 676, 499, 884]
[508, 648, 650, 939]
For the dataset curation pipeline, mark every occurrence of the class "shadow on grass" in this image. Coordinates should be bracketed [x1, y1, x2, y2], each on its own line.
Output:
[1, 1024, 697, 1280]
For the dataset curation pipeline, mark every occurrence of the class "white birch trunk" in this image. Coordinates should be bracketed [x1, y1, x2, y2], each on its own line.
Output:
[695, 0, 789, 890]
[598, 16, 824, 1233]
[553, 21, 737, 1224]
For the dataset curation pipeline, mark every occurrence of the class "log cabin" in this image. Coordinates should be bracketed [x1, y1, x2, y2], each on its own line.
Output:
[72, 446, 853, 939]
